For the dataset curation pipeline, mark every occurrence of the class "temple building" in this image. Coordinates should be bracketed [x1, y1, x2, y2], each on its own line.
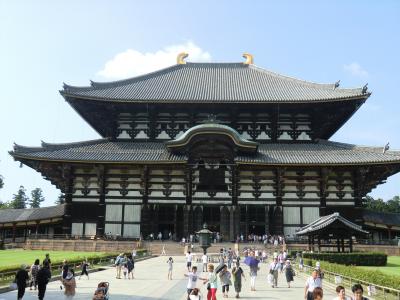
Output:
[8, 53, 400, 241]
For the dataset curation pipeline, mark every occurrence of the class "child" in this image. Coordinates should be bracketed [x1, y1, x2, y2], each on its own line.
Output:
[167, 257, 174, 280]
[184, 266, 204, 300]
[122, 263, 128, 279]
[219, 264, 232, 298]
[232, 262, 245, 299]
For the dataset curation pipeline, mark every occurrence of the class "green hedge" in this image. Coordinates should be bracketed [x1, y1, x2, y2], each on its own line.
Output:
[0, 249, 148, 274]
[302, 252, 387, 266]
[305, 259, 400, 291]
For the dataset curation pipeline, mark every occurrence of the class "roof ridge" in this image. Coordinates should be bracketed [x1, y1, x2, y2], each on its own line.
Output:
[320, 140, 400, 157]
[41, 138, 110, 150]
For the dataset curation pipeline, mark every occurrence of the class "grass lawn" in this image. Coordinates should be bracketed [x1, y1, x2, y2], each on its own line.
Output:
[0, 249, 110, 268]
[359, 256, 400, 277]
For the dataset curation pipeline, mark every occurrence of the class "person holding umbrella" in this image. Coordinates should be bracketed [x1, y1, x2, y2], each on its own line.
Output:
[243, 250, 260, 291]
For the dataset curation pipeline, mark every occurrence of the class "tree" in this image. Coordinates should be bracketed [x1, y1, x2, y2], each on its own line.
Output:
[363, 195, 400, 213]
[10, 185, 28, 209]
[55, 192, 65, 205]
[386, 195, 400, 213]
[0, 174, 4, 190]
[29, 188, 45, 208]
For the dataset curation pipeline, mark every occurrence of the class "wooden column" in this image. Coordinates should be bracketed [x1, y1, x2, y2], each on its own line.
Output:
[273, 168, 284, 234]
[62, 165, 73, 236]
[336, 238, 340, 252]
[319, 168, 328, 209]
[183, 205, 192, 239]
[96, 165, 106, 237]
[12, 223, 16, 242]
[185, 167, 193, 205]
[349, 236, 353, 253]
[141, 166, 149, 204]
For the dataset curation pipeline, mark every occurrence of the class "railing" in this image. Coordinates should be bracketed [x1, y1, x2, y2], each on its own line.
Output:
[297, 262, 400, 300]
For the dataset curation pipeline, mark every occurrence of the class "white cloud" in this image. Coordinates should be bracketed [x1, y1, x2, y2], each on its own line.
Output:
[343, 62, 368, 78]
[97, 41, 211, 79]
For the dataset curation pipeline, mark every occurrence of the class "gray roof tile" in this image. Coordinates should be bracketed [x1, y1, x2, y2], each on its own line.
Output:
[0, 205, 65, 224]
[61, 63, 368, 103]
[10, 139, 400, 165]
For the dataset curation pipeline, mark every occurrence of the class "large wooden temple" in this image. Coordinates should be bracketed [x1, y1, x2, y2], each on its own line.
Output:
[9, 53, 400, 241]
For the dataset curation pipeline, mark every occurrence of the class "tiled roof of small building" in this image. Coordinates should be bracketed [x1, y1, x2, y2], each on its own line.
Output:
[61, 63, 369, 103]
[10, 139, 400, 165]
[362, 210, 400, 227]
[0, 205, 65, 224]
[296, 212, 369, 235]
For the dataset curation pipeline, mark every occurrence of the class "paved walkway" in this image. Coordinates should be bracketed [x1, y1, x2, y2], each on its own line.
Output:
[0, 256, 336, 300]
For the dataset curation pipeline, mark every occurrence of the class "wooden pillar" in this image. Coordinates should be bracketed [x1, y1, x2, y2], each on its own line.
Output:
[388, 227, 392, 240]
[229, 206, 235, 242]
[141, 166, 149, 204]
[96, 165, 106, 237]
[183, 205, 192, 239]
[273, 168, 284, 234]
[308, 235, 311, 251]
[35, 221, 39, 236]
[185, 167, 193, 205]
[336, 238, 340, 252]
[349, 236, 353, 253]
[62, 167, 74, 236]
[341, 238, 345, 252]
[320, 168, 328, 209]
[12, 223, 16, 242]
[318, 237, 321, 253]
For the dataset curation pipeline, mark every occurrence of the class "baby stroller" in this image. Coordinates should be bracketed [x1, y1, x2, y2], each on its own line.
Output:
[93, 282, 109, 300]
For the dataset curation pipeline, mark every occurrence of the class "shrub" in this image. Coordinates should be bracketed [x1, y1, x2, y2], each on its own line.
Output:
[303, 259, 400, 291]
[302, 252, 387, 266]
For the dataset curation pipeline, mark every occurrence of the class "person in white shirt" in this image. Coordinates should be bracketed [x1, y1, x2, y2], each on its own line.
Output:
[201, 254, 208, 272]
[304, 270, 322, 300]
[186, 251, 193, 271]
[269, 257, 280, 288]
[184, 266, 202, 300]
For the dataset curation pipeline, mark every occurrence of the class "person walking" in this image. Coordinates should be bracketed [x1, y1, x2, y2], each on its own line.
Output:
[313, 287, 324, 300]
[127, 257, 134, 279]
[218, 265, 231, 298]
[304, 270, 322, 300]
[62, 270, 76, 300]
[15, 264, 29, 300]
[37, 262, 51, 300]
[283, 260, 294, 288]
[186, 251, 193, 272]
[29, 259, 40, 290]
[203, 264, 218, 300]
[167, 257, 174, 280]
[79, 259, 89, 280]
[232, 262, 245, 299]
[201, 253, 208, 273]
[351, 284, 369, 300]
[269, 257, 280, 288]
[114, 253, 124, 279]
[333, 285, 352, 300]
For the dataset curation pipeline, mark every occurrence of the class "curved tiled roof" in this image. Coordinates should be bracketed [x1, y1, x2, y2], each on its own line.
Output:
[61, 63, 369, 103]
[296, 212, 369, 235]
[166, 123, 258, 153]
[10, 139, 400, 165]
[0, 205, 65, 224]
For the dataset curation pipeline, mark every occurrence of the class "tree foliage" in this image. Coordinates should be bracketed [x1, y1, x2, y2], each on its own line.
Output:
[0, 174, 4, 190]
[10, 185, 28, 209]
[55, 192, 65, 205]
[29, 188, 45, 208]
[363, 195, 400, 213]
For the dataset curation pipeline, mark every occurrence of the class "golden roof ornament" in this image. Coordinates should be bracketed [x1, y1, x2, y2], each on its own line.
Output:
[177, 52, 189, 64]
[242, 53, 254, 65]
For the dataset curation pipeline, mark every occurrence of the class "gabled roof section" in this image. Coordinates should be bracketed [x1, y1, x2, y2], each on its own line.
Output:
[166, 123, 258, 153]
[296, 212, 369, 235]
[362, 210, 400, 227]
[0, 205, 65, 224]
[61, 63, 370, 103]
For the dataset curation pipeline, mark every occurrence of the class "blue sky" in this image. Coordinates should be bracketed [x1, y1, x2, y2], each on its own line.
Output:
[0, 0, 399, 206]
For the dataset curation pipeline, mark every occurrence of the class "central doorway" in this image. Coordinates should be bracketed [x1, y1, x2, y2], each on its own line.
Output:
[203, 206, 220, 232]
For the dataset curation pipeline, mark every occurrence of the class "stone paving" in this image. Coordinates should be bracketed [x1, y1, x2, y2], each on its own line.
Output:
[0, 255, 336, 300]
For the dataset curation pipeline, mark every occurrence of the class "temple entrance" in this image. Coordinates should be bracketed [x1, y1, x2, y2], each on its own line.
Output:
[158, 224, 174, 240]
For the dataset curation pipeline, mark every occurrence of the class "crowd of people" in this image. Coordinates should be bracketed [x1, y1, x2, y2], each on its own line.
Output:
[13, 253, 93, 300]
[11, 248, 372, 300]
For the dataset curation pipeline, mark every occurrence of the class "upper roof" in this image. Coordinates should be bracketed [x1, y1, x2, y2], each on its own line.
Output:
[296, 212, 369, 235]
[10, 138, 400, 166]
[0, 205, 65, 224]
[61, 63, 369, 103]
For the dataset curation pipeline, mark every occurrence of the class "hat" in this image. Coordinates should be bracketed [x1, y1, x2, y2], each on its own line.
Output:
[20, 264, 27, 270]
[66, 272, 73, 280]
[316, 261, 321, 267]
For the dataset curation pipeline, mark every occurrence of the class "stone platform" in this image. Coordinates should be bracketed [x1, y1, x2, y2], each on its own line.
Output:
[0, 255, 336, 300]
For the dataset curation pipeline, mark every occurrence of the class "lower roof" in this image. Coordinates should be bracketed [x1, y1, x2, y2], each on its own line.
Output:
[0, 205, 65, 224]
[10, 139, 400, 166]
[362, 210, 400, 227]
